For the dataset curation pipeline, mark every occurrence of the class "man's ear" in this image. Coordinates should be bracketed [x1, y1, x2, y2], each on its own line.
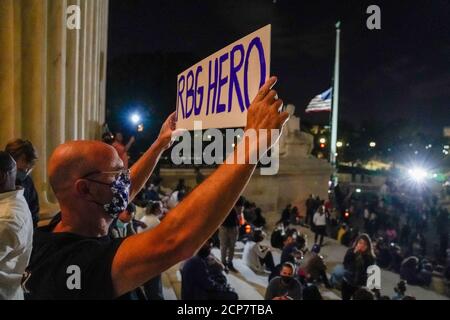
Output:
[74, 179, 90, 196]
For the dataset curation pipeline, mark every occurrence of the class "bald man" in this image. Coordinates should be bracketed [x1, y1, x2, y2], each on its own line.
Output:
[0, 152, 33, 299]
[24, 76, 289, 299]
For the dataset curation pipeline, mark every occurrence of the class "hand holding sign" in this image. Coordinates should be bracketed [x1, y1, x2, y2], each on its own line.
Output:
[245, 76, 289, 156]
[157, 112, 180, 150]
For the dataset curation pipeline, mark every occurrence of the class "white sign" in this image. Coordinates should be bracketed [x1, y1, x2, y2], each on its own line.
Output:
[176, 25, 271, 130]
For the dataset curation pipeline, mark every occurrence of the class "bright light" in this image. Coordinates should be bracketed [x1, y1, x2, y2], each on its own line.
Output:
[130, 113, 141, 124]
[137, 124, 144, 132]
[408, 167, 428, 183]
[444, 145, 450, 150]
[356, 188, 362, 193]
[336, 141, 343, 148]
[319, 138, 326, 144]
[369, 141, 376, 148]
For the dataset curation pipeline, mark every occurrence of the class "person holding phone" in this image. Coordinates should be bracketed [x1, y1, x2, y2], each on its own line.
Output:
[243, 229, 275, 273]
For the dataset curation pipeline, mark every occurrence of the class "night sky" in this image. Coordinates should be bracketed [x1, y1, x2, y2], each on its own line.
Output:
[107, 0, 450, 139]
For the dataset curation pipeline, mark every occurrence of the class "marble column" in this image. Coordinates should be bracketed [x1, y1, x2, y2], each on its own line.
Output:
[0, 0, 110, 220]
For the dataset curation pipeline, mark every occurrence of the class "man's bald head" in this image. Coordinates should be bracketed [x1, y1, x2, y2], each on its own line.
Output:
[48, 141, 122, 196]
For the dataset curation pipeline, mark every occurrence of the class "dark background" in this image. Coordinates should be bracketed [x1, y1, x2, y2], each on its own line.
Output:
[105, 0, 450, 160]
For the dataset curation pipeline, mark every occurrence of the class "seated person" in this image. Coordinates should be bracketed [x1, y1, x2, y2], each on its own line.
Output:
[243, 230, 275, 273]
[265, 262, 302, 300]
[181, 240, 238, 300]
[301, 244, 331, 288]
[269, 234, 305, 282]
[400, 256, 424, 286]
[280, 233, 298, 264]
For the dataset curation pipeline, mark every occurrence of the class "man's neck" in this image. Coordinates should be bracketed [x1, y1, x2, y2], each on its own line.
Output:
[53, 214, 111, 238]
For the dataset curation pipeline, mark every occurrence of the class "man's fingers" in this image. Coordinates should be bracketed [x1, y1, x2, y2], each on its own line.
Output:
[264, 89, 278, 104]
[271, 99, 283, 112]
[254, 76, 277, 102]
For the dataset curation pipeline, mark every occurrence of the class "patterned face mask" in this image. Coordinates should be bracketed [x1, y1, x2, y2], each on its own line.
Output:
[85, 170, 131, 219]
[103, 171, 131, 218]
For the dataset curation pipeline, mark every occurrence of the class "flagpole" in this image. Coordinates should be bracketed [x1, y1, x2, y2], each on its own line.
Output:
[330, 21, 340, 183]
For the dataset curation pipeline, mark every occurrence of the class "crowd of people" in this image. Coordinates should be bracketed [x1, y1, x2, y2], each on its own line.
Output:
[0, 76, 290, 300]
[0, 88, 448, 301]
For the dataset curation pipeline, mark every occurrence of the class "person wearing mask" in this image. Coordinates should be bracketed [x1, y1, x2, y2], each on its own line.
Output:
[5, 139, 39, 228]
[313, 205, 327, 246]
[243, 229, 275, 273]
[23, 76, 288, 299]
[181, 240, 238, 300]
[111, 203, 137, 239]
[265, 262, 302, 300]
[0, 152, 33, 299]
[112, 132, 135, 170]
[219, 196, 244, 273]
[341, 234, 376, 300]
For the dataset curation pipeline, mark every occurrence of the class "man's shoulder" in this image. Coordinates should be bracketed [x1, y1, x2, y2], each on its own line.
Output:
[0, 190, 31, 222]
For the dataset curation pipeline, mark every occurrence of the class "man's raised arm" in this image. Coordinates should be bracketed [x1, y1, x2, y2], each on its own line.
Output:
[111, 76, 289, 297]
[128, 113, 176, 200]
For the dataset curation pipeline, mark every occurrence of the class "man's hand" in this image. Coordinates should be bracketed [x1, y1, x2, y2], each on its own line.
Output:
[244, 76, 290, 156]
[156, 112, 177, 150]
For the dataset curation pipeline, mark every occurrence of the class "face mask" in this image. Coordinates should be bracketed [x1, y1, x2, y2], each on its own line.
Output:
[281, 276, 293, 284]
[104, 172, 131, 219]
[115, 219, 129, 229]
[89, 172, 131, 219]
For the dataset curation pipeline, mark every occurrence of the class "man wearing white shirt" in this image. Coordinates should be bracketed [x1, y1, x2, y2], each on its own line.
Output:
[313, 206, 327, 246]
[243, 230, 275, 273]
[0, 151, 33, 300]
